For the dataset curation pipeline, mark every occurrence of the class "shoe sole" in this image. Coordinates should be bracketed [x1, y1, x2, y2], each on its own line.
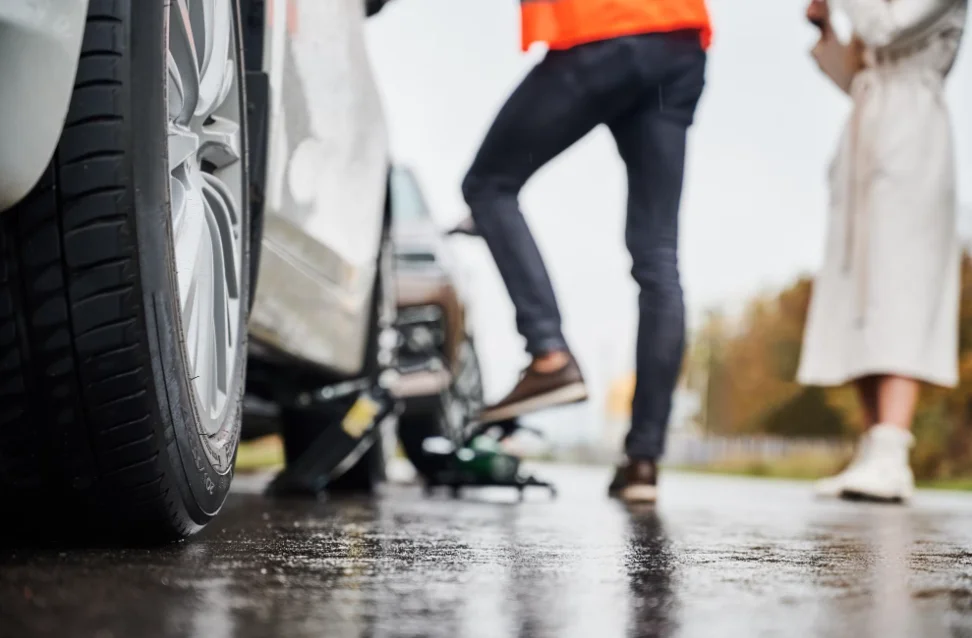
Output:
[478, 382, 588, 424]
[620, 484, 658, 504]
[840, 489, 908, 504]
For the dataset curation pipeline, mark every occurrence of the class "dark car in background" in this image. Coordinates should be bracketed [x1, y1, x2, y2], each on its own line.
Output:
[389, 166, 484, 479]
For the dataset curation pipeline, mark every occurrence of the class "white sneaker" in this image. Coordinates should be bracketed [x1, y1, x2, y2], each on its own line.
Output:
[839, 424, 915, 502]
[814, 430, 875, 498]
[816, 424, 915, 502]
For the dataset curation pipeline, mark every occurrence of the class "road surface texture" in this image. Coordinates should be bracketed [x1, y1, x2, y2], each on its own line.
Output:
[3, 465, 972, 638]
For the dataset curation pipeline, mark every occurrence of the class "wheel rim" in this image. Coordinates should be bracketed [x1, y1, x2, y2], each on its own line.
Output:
[443, 342, 483, 442]
[166, 0, 245, 436]
[455, 342, 483, 412]
[441, 388, 466, 444]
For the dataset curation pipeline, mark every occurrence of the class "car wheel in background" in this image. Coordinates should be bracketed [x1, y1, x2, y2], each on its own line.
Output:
[398, 339, 485, 480]
[0, 0, 249, 543]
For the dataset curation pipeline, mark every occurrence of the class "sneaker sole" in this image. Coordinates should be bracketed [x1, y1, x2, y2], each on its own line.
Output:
[478, 382, 588, 424]
[620, 484, 658, 504]
[839, 489, 908, 504]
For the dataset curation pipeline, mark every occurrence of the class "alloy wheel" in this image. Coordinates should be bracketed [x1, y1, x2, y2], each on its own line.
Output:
[166, 0, 245, 437]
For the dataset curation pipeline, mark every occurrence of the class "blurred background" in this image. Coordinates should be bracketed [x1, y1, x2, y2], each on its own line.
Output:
[361, 0, 972, 484]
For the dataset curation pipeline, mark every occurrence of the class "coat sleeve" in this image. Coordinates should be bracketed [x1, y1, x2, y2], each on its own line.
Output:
[837, 0, 958, 48]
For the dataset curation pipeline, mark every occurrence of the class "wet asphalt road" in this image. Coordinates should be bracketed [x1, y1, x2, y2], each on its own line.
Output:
[3, 465, 972, 638]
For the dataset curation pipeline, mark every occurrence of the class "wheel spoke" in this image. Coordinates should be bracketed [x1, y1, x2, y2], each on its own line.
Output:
[169, 172, 189, 238]
[198, 0, 216, 76]
[225, 296, 233, 346]
[197, 0, 234, 119]
[203, 197, 229, 393]
[172, 164, 208, 307]
[168, 0, 200, 125]
[208, 311, 220, 408]
[182, 254, 199, 339]
[167, 53, 186, 120]
[190, 220, 216, 409]
[202, 174, 239, 298]
[168, 125, 198, 176]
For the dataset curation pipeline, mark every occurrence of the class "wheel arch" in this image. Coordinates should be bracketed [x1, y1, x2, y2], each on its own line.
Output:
[240, 0, 269, 307]
[240, 0, 266, 71]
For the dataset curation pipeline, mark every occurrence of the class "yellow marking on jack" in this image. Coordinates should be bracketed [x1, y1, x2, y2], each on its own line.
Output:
[341, 394, 380, 439]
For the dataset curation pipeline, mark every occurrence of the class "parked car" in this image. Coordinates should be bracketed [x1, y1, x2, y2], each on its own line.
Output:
[0, 0, 395, 543]
[388, 167, 484, 479]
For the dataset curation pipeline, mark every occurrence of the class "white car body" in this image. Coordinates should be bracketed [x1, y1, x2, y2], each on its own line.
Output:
[0, 0, 391, 380]
[250, 0, 388, 378]
[0, 0, 90, 211]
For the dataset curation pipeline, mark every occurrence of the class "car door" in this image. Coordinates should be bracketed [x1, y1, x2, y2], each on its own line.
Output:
[248, 0, 389, 377]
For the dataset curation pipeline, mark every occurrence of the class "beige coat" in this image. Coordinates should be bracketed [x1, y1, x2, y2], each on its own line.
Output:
[798, 0, 967, 388]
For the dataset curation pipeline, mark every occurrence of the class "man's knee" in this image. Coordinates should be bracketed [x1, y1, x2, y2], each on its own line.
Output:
[460, 171, 484, 206]
[461, 169, 520, 211]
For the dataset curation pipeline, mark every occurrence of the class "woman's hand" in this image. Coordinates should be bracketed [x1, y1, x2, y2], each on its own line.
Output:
[807, 0, 833, 37]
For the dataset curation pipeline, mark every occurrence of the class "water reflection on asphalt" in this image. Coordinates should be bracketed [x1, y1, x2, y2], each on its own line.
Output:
[3, 466, 972, 638]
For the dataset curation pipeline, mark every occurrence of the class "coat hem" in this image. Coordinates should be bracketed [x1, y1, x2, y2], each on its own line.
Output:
[798, 364, 957, 389]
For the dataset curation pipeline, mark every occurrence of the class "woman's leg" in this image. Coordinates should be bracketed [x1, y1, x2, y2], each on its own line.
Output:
[854, 375, 880, 429]
[875, 375, 921, 429]
[823, 374, 918, 502]
[815, 374, 916, 500]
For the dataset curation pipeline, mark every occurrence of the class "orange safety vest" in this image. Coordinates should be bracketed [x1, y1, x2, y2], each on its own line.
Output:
[520, 0, 712, 52]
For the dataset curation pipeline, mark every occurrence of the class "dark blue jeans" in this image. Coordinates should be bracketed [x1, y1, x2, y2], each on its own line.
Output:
[461, 31, 706, 461]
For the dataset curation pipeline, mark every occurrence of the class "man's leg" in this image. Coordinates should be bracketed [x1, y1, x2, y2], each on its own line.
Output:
[462, 53, 603, 357]
[608, 37, 706, 474]
[462, 43, 638, 422]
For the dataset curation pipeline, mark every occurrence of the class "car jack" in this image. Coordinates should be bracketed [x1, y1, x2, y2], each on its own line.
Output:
[265, 377, 399, 498]
[264, 374, 555, 500]
[421, 418, 557, 500]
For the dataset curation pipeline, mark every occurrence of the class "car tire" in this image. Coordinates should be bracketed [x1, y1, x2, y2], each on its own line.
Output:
[398, 339, 484, 480]
[0, 0, 250, 543]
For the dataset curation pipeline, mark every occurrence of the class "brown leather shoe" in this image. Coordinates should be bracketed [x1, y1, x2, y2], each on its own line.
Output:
[478, 356, 587, 424]
[618, 460, 658, 504]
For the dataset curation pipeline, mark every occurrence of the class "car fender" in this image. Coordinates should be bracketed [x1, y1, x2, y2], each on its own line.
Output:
[0, 0, 89, 212]
[249, 0, 389, 376]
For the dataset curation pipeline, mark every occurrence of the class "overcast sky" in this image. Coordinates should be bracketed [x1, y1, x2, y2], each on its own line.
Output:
[364, 0, 972, 442]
